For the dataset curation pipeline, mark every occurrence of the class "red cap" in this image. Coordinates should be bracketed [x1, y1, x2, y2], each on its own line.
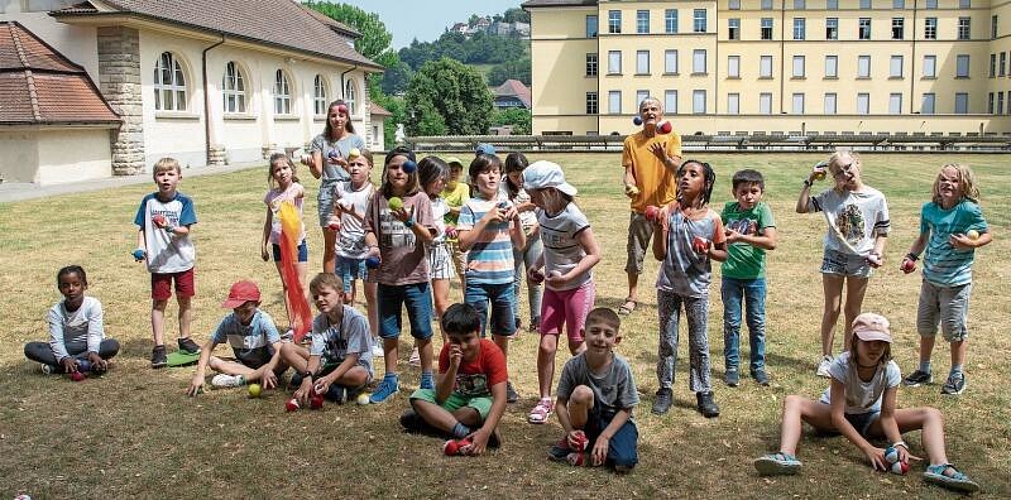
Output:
[221, 280, 261, 308]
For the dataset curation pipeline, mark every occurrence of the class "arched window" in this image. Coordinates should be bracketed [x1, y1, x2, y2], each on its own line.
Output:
[222, 61, 246, 114]
[313, 75, 328, 115]
[154, 52, 187, 111]
[274, 69, 292, 115]
[344, 79, 357, 116]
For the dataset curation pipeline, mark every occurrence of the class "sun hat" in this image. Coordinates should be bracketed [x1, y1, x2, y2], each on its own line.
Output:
[445, 156, 464, 169]
[851, 313, 891, 343]
[474, 143, 497, 156]
[221, 280, 261, 308]
[522, 160, 577, 197]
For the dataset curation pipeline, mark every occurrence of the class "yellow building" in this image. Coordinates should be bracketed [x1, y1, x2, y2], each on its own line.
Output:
[524, 0, 1011, 136]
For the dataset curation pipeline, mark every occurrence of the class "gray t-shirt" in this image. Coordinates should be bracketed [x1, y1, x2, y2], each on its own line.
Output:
[334, 181, 375, 259]
[655, 206, 725, 298]
[48, 296, 105, 360]
[310, 306, 373, 376]
[819, 351, 901, 414]
[809, 186, 890, 256]
[556, 352, 639, 419]
[309, 133, 366, 183]
[537, 203, 592, 291]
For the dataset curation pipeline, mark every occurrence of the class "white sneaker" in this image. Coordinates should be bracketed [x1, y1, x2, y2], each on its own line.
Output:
[409, 347, 421, 367]
[816, 356, 833, 378]
[41, 364, 56, 375]
[211, 374, 245, 388]
[372, 344, 384, 358]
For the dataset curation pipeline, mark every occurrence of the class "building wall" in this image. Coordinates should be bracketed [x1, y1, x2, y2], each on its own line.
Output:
[0, 128, 112, 184]
[529, 7, 599, 134]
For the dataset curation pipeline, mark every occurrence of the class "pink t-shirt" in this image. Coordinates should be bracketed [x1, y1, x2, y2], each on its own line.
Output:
[264, 183, 305, 244]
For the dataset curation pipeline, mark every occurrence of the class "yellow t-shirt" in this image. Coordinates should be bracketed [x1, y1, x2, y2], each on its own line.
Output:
[440, 181, 471, 224]
[621, 130, 682, 213]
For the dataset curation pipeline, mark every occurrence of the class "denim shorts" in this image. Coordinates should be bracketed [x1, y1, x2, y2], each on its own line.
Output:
[272, 240, 308, 262]
[821, 248, 872, 278]
[844, 411, 880, 438]
[585, 404, 639, 468]
[377, 282, 434, 340]
[337, 256, 367, 293]
[464, 281, 516, 337]
[317, 179, 339, 227]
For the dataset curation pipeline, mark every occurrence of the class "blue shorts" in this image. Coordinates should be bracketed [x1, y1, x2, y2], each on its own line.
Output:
[464, 281, 516, 338]
[378, 282, 434, 340]
[585, 405, 639, 468]
[272, 241, 308, 263]
[844, 411, 880, 438]
[337, 256, 367, 293]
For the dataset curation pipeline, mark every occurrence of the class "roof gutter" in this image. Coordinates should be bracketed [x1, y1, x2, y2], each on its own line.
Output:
[340, 64, 358, 103]
[203, 34, 226, 165]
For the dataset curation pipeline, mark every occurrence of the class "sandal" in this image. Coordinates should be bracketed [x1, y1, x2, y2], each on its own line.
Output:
[923, 463, 980, 493]
[618, 297, 637, 315]
[527, 398, 554, 424]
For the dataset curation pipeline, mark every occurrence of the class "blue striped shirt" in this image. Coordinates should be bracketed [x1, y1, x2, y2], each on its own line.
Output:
[920, 200, 988, 287]
[458, 197, 515, 285]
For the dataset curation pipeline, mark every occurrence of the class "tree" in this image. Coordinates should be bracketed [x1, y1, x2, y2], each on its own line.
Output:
[405, 58, 493, 136]
[487, 55, 531, 86]
[503, 7, 530, 24]
[304, 2, 391, 61]
[381, 59, 413, 95]
[492, 108, 531, 135]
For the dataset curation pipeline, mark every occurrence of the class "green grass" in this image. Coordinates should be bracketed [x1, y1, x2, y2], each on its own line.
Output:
[1, 153, 1009, 498]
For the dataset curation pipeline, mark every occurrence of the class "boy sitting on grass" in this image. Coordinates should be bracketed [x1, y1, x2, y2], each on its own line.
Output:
[549, 307, 639, 473]
[401, 303, 506, 456]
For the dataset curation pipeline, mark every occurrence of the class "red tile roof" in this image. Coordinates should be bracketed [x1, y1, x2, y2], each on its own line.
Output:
[370, 102, 392, 116]
[493, 79, 532, 109]
[52, 0, 382, 71]
[0, 22, 119, 125]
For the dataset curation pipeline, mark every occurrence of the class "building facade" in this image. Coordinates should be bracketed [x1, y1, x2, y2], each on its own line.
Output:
[524, 0, 1011, 136]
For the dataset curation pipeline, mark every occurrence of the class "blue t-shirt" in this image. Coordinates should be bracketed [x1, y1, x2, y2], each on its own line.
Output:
[919, 200, 988, 287]
[134, 192, 197, 273]
[210, 309, 280, 367]
[310, 306, 373, 376]
[457, 196, 516, 285]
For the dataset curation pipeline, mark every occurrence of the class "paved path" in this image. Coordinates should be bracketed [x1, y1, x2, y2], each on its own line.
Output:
[0, 162, 263, 203]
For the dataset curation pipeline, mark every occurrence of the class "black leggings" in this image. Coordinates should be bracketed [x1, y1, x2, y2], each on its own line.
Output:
[24, 339, 120, 368]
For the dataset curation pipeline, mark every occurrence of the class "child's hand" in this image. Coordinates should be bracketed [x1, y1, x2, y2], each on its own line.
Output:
[327, 214, 341, 232]
[725, 227, 743, 244]
[865, 251, 883, 268]
[527, 267, 545, 284]
[448, 344, 463, 369]
[482, 204, 508, 224]
[900, 257, 917, 274]
[87, 352, 107, 373]
[591, 435, 609, 466]
[187, 374, 204, 397]
[391, 206, 413, 224]
[261, 369, 278, 390]
[865, 446, 889, 471]
[949, 233, 975, 251]
[260, 242, 270, 262]
[62, 357, 78, 374]
[691, 236, 710, 254]
[152, 214, 168, 229]
[312, 377, 332, 399]
[544, 270, 567, 287]
[810, 162, 828, 182]
[294, 376, 314, 406]
[466, 428, 491, 456]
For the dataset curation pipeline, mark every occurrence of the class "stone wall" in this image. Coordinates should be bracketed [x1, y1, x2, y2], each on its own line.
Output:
[97, 26, 144, 175]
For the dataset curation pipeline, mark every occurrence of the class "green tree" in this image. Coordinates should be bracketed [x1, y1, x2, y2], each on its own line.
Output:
[304, 2, 391, 60]
[503, 7, 530, 23]
[487, 55, 531, 86]
[492, 108, 531, 135]
[372, 92, 407, 145]
[405, 57, 493, 136]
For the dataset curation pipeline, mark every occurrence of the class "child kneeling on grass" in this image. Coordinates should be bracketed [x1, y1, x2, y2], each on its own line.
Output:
[186, 280, 286, 396]
[401, 303, 506, 456]
[280, 273, 373, 406]
[754, 313, 980, 493]
[548, 308, 639, 473]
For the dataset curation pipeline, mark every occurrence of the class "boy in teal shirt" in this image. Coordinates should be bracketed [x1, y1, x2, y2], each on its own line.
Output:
[720, 170, 778, 387]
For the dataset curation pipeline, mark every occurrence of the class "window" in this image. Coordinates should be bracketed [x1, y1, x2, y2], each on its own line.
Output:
[794, 18, 806, 40]
[586, 53, 598, 76]
[859, 18, 871, 40]
[729, 0, 741, 9]
[313, 74, 327, 115]
[608, 90, 621, 114]
[922, 93, 936, 114]
[665, 9, 678, 33]
[825, 55, 838, 78]
[992, 15, 999, 39]
[693, 49, 707, 74]
[826, 18, 838, 39]
[636, 90, 650, 107]
[761, 18, 773, 40]
[988, 92, 994, 113]
[860, 0, 871, 8]
[998, 92, 1005, 114]
[762, 0, 774, 10]
[728, 55, 741, 78]
[344, 79, 357, 115]
[923, 55, 937, 77]
[824, 93, 838, 114]
[857, 93, 870, 114]
[694, 9, 707, 33]
[959, 0, 971, 7]
[893, 0, 905, 7]
[792, 93, 805, 113]
[858, 55, 871, 78]
[954, 92, 969, 113]
[608, 50, 622, 74]
[665, 50, 679, 73]
[586, 15, 598, 38]
[890, 55, 903, 78]
[608, 10, 621, 34]
[222, 61, 245, 114]
[924, 17, 937, 39]
[889, 93, 903, 113]
[793, 55, 806, 77]
[154, 52, 186, 111]
[729, 18, 740, 40]
[958, 17, 970, 40]
[665, 90, 678, 114]
[585, 92, 598, 114]
[925, 0, 937, 7]
[760, 55, 773, 78]
[637, 10, 650, 33]
[760, 93, 773, 114]
[1000, 52, 1006, 76]
[274, 69, 291, 115]
[728, 93, 740, 114]
[636, 50, 650, 74]
[956, 54, 970, 77]
[795, 0, 806, 9]
[693, 90, 707, 114]
[827, 0, 839, 9]
[990, 54, 997, 78]
[892, 18, 904, 39]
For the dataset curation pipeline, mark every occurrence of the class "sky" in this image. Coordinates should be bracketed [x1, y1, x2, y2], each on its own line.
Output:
[334, 0, 523, 48]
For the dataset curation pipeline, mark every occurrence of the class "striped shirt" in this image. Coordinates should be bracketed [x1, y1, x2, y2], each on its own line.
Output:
[920, 200, 988, 287]
[458, 197, 515, 285]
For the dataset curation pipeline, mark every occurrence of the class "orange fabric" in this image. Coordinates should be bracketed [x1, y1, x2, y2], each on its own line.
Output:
[278, 202, 312, 342]
[621, 131, 682, 213]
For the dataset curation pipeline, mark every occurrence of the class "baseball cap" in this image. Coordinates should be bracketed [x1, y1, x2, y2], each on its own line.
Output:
[445, 156, 464, 169]
[474, 143, 496, 156]
[221, 280, 261, 308]
[851, 313, 891, 343]
[522, 160, 577, 197]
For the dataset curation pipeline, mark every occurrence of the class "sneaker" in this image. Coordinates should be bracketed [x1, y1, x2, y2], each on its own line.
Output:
[903, 369, 933, 387]
[408, 347, 421, 367]
[548, 437, 572, 462]
[527, 398, 554, 424]
[369, 376, 399, 404]
[752, 368, 770, 387]
[419, 371, 435, 390]
[652, 388, 673, 415]
[151, 345, 167, 369]
[724, 368, 740, 387]
[371, 344, 385, 358]
[816, 355, 832, 378]
[177, 337, 201, 354]
[754, 452, 802, 476]
[923, 463, 980, 493]
[211, 374, 245, 388]
[326, 384, 347, 404]
[506, 381, 520, 403]
[41, 364, 57, 375]
[696, 391, 720, 418]
[941, 372, 966, 395]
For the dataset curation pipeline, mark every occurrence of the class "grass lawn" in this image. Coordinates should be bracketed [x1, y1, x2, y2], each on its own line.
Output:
[1, 153, 1008, 498]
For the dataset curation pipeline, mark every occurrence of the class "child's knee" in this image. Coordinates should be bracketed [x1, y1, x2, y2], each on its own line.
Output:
[571, 385, 595, 406]
[783, 394, 805, 411]
[152, 299, 169, 310]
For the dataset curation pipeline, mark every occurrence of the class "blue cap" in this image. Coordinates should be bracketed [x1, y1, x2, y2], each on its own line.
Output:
[474, 143, 496, 156]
